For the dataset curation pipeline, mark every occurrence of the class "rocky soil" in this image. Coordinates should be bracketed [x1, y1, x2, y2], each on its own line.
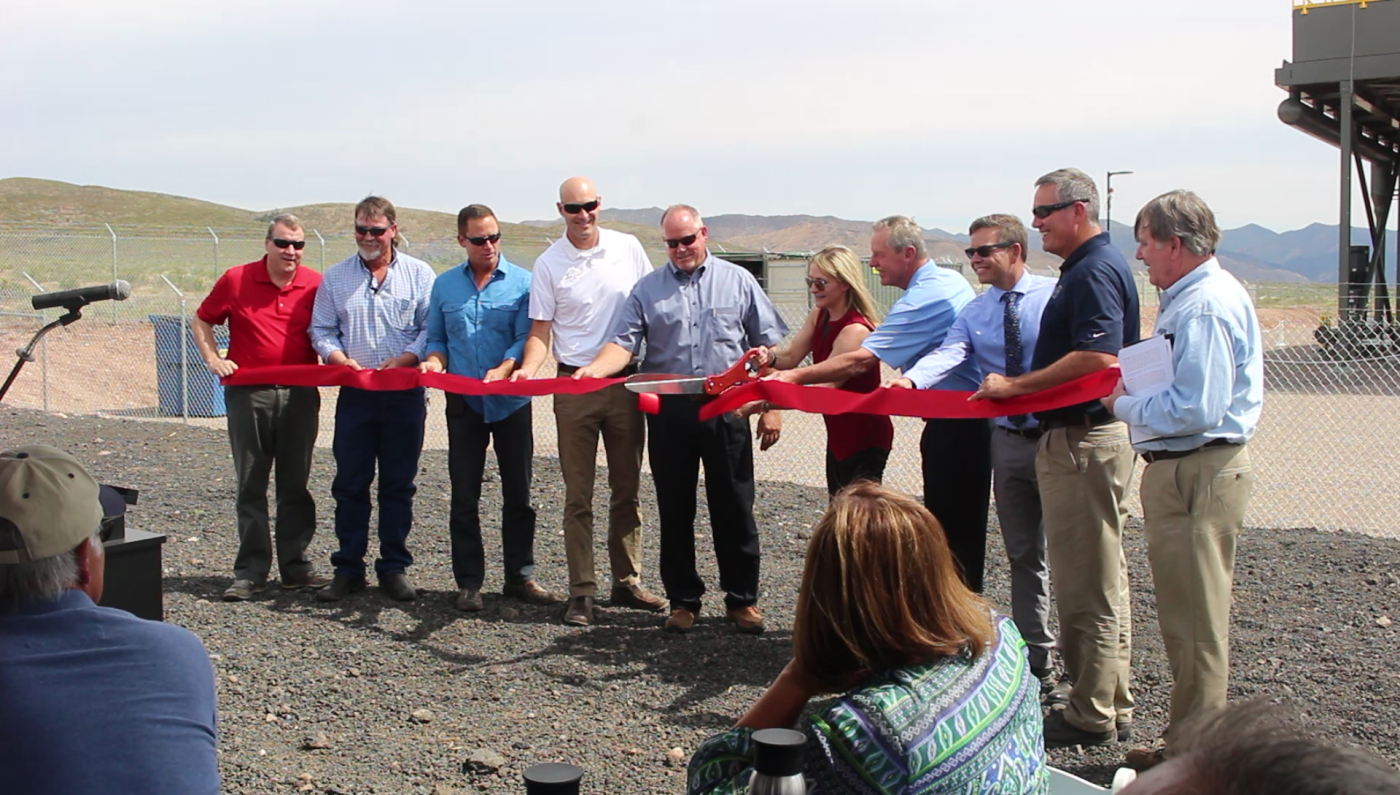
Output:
[4, 403, 1399, 794]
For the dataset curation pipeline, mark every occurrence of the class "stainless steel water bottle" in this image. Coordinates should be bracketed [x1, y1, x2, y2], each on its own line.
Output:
[523, 762, 584, 795]
[747, 728, 806, 795]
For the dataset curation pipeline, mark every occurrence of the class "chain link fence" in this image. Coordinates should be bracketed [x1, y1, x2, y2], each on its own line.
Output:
[0, 226, 1394, 534]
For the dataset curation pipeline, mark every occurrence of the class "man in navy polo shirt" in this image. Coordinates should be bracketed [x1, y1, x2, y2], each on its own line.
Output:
[973, 168, 1140, 749]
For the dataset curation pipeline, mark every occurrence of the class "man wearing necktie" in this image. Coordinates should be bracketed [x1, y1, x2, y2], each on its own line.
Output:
[891, 214, 1058, 688]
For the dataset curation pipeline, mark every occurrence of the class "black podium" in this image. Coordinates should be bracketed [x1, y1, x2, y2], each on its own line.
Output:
[95, 486, 167, 622]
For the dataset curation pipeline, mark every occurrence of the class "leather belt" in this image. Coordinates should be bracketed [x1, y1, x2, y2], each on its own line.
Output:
[1141, 438, 1241, 465]
[1041, 408, 1117, 432]
[555, 362, 638, 377]
[998, 425, 1043, 441]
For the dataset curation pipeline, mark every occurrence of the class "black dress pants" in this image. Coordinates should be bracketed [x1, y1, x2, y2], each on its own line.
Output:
[646, 396, 761, 613]
[920, 417, 993, 592]
[445, 396, 537, 590]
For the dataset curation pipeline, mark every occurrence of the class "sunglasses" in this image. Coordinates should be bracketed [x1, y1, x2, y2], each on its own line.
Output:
[271, 238, 306, 250]
[464, 233, 502, 246]
[562, 200, 600, 214]
[964, 241, 1015, 259]
[354, 225, 391, 237]
[804, 277, 831, 289]
[664, 233, 699, 249]
[1031, 199, 1086, 219]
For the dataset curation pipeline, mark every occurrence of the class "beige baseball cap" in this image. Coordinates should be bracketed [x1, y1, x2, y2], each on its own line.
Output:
[0, 445, 103, 564]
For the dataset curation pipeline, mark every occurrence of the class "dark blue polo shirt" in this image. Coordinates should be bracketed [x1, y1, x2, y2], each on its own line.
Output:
[1031, 232, 1140, 423]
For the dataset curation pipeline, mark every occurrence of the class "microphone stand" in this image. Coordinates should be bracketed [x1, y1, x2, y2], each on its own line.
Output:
[0, 303, 86, 403]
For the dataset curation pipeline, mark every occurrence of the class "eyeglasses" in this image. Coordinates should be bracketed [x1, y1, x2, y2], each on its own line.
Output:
[354, 225, 391, 237]
[271, 238, 307, 250]
[562, 200, 600, 215]
[665, 233, 699, 249]
[464, 233, 501, 246]
[1031, 199, 1086, 219]
[964, 241, 1015, 259]
[804, 277, 831, 290]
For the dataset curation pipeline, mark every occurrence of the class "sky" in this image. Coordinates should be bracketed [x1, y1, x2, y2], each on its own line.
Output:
[0, 0, 1373, 233]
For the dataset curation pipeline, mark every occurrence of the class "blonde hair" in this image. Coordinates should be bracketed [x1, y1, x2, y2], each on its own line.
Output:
[808, 245, 883, 324]
[793, 483, 994, 691]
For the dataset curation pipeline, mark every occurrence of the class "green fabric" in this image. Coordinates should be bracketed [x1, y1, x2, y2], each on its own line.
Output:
[687, 616, 1048, 795]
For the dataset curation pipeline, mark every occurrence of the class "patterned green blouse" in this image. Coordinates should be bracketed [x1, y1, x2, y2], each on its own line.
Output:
[686, 616, 1048, 795]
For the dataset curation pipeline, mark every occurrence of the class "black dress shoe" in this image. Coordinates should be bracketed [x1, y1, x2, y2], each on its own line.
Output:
[563, 596, 593, 626]
[380, 572, 417, 602]
[316, 575, 367, 602]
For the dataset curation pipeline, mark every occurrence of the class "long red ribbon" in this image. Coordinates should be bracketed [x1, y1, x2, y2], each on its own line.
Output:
[222, 364, 1120, 420]
[696, 368, 1121, 421]
[222, 365, 624, 397]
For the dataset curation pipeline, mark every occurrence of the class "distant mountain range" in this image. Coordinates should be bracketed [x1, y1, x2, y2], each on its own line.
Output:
[1, 178, 1390, 284]
[531, 207, 1390, 284]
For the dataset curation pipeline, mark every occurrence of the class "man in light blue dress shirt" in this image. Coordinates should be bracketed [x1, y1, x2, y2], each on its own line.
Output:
[769, 216, 991, 593]
[309, 196, 434, 603]
[1104, 191, 1262, 770]
[422, 204, 559, 613]
[892, 214, 1057, 686]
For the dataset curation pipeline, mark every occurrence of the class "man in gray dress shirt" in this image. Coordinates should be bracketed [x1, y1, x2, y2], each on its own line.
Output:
[575, 204, 788, 634]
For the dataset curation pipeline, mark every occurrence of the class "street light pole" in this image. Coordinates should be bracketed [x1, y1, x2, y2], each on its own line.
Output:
[1106, 170, 1134, 241]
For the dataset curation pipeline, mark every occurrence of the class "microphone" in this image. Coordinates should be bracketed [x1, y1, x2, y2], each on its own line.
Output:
[32, 280, 132, 311]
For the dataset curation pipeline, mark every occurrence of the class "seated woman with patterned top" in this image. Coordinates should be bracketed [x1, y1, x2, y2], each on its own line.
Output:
[686, 482, 1048, 795]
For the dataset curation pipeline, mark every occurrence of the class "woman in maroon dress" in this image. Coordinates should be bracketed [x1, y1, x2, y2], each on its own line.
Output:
[742, 245, 894, 494]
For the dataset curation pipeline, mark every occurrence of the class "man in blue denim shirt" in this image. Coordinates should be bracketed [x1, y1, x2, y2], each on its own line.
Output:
[422, 205, 559, 612]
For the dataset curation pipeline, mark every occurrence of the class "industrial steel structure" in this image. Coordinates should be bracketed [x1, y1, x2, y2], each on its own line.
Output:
[1277, 0, 1400, 343]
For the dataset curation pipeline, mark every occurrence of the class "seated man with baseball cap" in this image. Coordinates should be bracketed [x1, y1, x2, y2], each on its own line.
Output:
[0, 445, 220, 795]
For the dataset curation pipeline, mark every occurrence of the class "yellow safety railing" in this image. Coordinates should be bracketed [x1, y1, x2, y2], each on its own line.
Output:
[1294, 0, 1382, 13]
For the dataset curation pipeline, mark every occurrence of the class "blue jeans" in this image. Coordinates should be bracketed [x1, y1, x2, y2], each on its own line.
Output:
[329, 386, 426, 580]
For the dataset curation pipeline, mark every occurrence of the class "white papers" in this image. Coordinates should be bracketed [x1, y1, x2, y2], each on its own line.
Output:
[1118, 335, 1174, 445]
[1119, 334, 1174, 397]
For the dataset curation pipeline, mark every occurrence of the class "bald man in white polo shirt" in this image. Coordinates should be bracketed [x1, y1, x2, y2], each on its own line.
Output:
[514, 177, 667, 626]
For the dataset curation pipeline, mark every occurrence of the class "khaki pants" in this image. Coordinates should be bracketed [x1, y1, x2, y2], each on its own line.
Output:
[554, 382, 645, 598]
[1037, 421, 1136, 733]
[1141, 443, 1253, 744]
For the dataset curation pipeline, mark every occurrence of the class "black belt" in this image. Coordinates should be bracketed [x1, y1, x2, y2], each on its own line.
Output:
[997, 425, 1043, 441]
[555, 362, 638, 377]
[1041, 408, 1117, 432]
[1141, 438, 1241, 465]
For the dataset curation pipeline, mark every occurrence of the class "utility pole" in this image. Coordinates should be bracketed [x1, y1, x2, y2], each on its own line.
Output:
[1106, 170, 1134, 241]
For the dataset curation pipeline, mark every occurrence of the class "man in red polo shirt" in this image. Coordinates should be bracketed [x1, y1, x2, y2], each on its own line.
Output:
[194, 213, 331, 601]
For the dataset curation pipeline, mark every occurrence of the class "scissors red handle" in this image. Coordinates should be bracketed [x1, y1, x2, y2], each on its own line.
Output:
[703, 348, 767, 395]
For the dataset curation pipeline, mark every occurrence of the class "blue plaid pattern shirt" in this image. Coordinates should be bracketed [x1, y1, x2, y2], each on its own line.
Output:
[310, 251, 435, 368]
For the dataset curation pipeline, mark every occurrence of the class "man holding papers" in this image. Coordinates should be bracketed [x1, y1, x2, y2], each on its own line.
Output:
[1104, 190, 1263, 771]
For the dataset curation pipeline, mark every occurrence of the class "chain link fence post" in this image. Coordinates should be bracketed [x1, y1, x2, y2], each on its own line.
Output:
[208, 226, 220, 279]
[104, 223, 119, 323]
[20, 273, 49, 412]
[314, 229, 325, 272]
[159, 275, 189, 425]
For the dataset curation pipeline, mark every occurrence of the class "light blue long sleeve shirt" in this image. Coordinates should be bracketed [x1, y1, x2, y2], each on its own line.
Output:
[610, 254, 788, 376]
[861, 262, 980, 390]
[424, 256, 532, 422]
[1111, 258, 1263, 451]
[309, 251, 433, 368]
[904, 272, 1056, 429]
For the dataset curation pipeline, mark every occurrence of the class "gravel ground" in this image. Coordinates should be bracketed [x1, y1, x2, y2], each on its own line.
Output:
[5, 403, 1400, 794]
